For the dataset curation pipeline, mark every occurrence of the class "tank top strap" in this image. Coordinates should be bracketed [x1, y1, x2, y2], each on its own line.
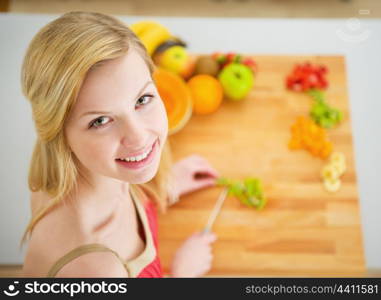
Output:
[46, 243, 127, 277]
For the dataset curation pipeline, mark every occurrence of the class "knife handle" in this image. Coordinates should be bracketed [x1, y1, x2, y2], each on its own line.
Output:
[201, 227, 210, 234]
[202, 187, 229, 234]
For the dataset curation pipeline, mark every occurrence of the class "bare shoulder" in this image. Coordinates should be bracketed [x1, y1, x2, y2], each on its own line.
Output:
[23, 190, 132, 278]
[54, 251, 129, 278]
[22, 191, 56, 277]
[22, 226, 60, 277]
[23, 191, 82, 277]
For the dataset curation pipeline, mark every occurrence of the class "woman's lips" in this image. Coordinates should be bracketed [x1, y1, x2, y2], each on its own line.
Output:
[117, 138, 157, 159]
[115, 139, 158, 170]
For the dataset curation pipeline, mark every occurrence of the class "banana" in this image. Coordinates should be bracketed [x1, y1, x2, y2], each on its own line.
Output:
[330, 151, 346, 166]
[331, 160, 346, 177]
[130, 21, 161, 37]
[330, 152, 346, 176]
[321, 164, 339, 181]
[324, 177, 341, 192]
[140, 26, 172, 56]
[130, 21, 172, 56]
[321, 151, 346, 192]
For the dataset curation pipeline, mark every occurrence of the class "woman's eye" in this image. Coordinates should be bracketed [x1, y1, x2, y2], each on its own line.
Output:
[136, 94, 154, 108]
[89, 94, 154, 129]
[89, 116, 110, 129]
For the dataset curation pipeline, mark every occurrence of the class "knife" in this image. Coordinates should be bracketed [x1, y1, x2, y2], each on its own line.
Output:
[202, 187, 229, 234]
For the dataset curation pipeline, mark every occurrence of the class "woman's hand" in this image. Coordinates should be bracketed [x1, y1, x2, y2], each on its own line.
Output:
[170, 231, 217, 277]
[168, 154, 220, 203]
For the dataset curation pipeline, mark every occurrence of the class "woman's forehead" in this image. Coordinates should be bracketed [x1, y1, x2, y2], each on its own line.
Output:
[87, 50, 148, 81]
[70, 51, 151, 118]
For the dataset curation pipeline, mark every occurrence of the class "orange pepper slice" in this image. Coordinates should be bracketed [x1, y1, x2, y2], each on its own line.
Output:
[289, 116, 333, 159]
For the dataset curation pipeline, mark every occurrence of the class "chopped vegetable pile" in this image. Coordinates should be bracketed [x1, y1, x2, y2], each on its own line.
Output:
[308, 89, 343, 129]
[215, 176, 267, 210]
[289, 116, 333, 159]
[286, 62, 328, 92]
[321, 152, 347, 192]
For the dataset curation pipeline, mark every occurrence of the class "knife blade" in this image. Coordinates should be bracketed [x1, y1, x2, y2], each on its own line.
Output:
[202, 187, 229, 233]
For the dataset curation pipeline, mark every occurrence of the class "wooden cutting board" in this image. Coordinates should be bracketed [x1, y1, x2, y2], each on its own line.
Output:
[157, 55, 366, 277]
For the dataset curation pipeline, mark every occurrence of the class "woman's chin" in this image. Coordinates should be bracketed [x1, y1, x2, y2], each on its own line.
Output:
[121, 167, 158, 184]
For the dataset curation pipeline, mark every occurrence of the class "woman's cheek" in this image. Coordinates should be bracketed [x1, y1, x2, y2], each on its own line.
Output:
[79, 133, 113, 161]
[140, 98, 168, 137]
[156, 97, 169, 137]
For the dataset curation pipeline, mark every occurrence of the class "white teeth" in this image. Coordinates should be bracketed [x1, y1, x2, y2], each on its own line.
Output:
[118, 143, 154, 162]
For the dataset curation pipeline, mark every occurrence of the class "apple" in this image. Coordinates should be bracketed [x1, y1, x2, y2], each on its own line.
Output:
[155, 45, 189, 74]
[218, 63, 254, 100]
[179, 55, 196, 80]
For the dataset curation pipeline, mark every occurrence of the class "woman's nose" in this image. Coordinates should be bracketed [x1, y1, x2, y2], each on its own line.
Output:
[119, 116, 149, 148]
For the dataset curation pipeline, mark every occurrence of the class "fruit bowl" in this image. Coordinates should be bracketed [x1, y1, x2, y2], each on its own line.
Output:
[153, 68, 193, 135]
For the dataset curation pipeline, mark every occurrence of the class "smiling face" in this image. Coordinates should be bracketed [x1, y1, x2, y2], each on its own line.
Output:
[65, 48, 168, 186]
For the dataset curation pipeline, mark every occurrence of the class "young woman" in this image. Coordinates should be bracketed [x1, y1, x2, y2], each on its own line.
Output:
[20, 11, 220, 278]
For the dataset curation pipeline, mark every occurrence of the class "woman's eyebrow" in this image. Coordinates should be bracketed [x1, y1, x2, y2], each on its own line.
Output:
[80, 80, 154, 118]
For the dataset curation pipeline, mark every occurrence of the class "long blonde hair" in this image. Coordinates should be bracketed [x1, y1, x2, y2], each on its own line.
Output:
[20, 11, 174, 249]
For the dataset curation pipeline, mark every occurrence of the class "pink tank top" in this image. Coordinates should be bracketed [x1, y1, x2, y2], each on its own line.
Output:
[136, 196, 163, 277]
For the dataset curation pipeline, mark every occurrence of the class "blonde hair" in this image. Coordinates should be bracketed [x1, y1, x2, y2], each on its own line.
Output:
[20, 11, 174, 249]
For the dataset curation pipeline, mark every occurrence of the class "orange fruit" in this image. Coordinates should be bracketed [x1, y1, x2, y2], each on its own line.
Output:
[187, 74, 223, 115]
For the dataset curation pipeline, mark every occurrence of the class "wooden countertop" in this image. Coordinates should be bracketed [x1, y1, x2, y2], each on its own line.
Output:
[158, 55, 365, 277]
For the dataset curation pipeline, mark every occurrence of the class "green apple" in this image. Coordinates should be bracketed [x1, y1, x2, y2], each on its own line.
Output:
[157, 45, 189, 74]
[218, 63, 254, 100]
